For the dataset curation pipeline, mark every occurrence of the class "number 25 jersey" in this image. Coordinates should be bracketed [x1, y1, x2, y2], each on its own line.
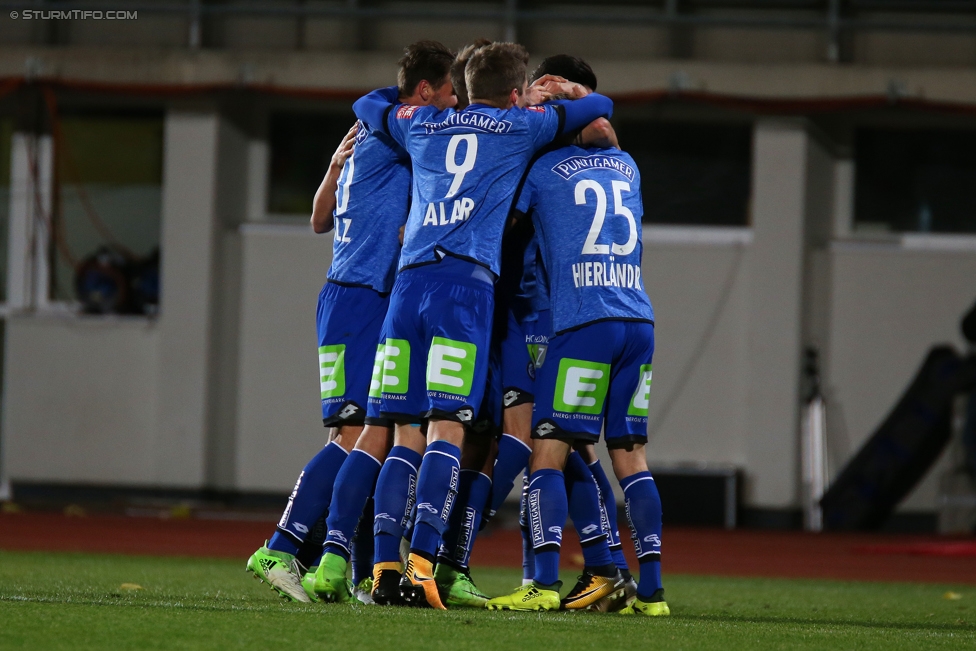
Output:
[385, 103, 561, 276]
[515, 145, 654, 335]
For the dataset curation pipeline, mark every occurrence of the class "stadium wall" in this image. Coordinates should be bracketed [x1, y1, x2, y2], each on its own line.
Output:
[3, 48, 976, 520]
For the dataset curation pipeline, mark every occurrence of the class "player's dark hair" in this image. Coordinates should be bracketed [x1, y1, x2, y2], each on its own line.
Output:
[397, 40, 456, 97]
[530, 54, 598, 91]
[451, 38, 492, 109]
[465, 42, 530, 107]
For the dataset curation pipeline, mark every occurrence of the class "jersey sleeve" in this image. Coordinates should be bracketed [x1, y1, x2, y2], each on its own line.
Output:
[524, 105, 563, 150]
[352, 86, 400, 137]
[514, 166, 539, 215]
[558, 93, 613, 135]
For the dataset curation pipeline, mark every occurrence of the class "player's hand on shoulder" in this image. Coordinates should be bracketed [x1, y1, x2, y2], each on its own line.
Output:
[331, 122, 358, 170]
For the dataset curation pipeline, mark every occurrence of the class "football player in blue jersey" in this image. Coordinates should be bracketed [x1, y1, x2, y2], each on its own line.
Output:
[246, 41, 457, 605]
[486, 57, 637, 612]
[486, 78, 669, 616]
[351, 42, 614, 609]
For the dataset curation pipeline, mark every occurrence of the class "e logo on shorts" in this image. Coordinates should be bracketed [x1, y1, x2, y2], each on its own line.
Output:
[554, 358, 610, 415]
[378, 338, 410, 395]
[319, 345, 346, 399]
[368, 345, 385, 398]
[628, 365, 653, 416]
[427, 336, 477, 397]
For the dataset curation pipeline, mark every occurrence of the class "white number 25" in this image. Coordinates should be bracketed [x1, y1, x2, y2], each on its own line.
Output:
[575, 180, 637, 256]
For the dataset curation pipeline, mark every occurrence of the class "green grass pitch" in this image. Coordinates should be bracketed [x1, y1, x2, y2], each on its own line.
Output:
[0, 549, 973, 650]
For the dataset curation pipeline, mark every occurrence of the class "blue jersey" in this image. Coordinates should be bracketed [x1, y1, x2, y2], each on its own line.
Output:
[352, 88, 614, 276]
[515, 145, 654, 334]
[384, 103, 560, 276]
[326, 121, 411, 294]
[517, 234, 550, 318]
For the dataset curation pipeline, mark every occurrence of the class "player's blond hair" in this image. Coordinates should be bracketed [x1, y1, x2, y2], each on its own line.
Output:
[465, 42, 529, 107]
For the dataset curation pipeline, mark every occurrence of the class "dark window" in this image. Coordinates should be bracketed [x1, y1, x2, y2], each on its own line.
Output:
[855, 128, 976, 234]
[54, 112, 164, 303]
[615, 120, 752, 226]
[268, 110, 356, 215]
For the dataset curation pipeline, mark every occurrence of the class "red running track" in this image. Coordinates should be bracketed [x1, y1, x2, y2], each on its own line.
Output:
[2, 512, 975, 584]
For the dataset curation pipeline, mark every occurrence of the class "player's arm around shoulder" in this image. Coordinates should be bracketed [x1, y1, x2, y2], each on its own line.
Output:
[351, 85, 401, 134]
[311, 122, 358, 234]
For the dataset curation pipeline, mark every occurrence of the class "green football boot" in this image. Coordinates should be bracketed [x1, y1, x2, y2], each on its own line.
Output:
[434, 564, 489, 608]
[245, 543, 311, 603]
[352, 577, 375, 605]
[302, 567, 322, 603]
[485, 582, 561, 612]
[618, 589, 670, 617]
[313, 552, 355, 603]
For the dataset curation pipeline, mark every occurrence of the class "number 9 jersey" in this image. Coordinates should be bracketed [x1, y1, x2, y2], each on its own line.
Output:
[383, 102, 561, 276]
[515, 145, 654, 335]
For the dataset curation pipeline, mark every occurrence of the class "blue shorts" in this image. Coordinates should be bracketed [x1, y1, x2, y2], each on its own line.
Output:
[365, 257, 494, 425]
[317, 282, 389, 426]
[500, 307, 551, 409]
[532, 320, 655, 448]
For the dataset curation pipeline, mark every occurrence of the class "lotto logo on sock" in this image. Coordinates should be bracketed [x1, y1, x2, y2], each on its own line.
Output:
[380, 339, 410, 394]
[319, 345, 346, 399]
[427, 337, 477, 397]
[628, 365, 654, 416]
[553, 359, 610, 415]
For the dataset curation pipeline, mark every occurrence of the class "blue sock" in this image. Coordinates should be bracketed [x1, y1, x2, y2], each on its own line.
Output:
[518, 473, 534, 582]
[323, 449, 382, 560]
[527, 468, 566, 587]
[372, 445, 422, 564]
[410, 440, 461, 559]
[269, 441, 349, 555]
[351, 497, 374, 585]
[621, 471, 663, 599]
[565, 452, 613, 569]
[588, 459, 627, 570]
[439, 470, 492, 569]
[488, 434, 532, 517]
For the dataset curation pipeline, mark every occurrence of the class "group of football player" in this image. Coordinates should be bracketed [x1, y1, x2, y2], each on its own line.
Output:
[246, 38, 668, 617]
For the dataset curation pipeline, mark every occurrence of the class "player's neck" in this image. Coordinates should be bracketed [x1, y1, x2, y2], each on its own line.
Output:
[467, 97, 513, 110]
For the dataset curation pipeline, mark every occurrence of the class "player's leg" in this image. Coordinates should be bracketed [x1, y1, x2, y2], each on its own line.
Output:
[314, 422, 391, 603]
[577, 444, 631, 575]
[488, 323, 617, 611]
[435, 430, 493, 607]
[370, 423, 426, 604]
[248, 283, 377, 602]
[487, 308, 539, 520]
[296, 285, 388, 602]
[562, 449, 624, 610]
[486, 437, 570, 611]
[435, 353, 501, 607]
[604, 321, 668, 617]
[401, 270, 494, 610]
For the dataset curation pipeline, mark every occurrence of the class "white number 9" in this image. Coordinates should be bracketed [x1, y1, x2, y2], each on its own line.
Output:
[445, 134, 478, 198]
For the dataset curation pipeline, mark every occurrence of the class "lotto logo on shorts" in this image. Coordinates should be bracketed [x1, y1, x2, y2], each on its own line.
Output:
[319, 345, 346, 399]
[426, 337, 477, 397]
[553, 358, 610, 415]
[377, 338, 410, 394]
[628, 364, 653, 417]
